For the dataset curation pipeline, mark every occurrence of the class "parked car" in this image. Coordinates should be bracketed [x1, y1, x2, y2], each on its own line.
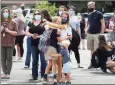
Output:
[103, 13, 114, 25]
[80, 13, 88, 21]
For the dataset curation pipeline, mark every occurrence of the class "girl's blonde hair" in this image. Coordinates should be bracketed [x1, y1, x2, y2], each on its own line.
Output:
[16, 8, 26, 23]
[52, 16, 61, 24]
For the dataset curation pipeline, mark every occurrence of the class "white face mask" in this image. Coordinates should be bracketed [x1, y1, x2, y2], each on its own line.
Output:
[34, 15, 41, 21]
[59, 11, 63, 16]
[69, 10, 75, 16]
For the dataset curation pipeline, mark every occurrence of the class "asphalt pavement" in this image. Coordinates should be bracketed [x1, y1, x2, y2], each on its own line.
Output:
[1, 37, 115, 84]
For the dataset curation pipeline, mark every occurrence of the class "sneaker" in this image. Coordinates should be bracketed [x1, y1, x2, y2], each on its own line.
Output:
[43, 78, 48, 82]
[61, 82, 66, 85]
[78, 66, 83, 68]
[17, 57, 23, 61]
[29, 77, 38, 81]
[56, 82, 66, 85]
[82, 48, 86, 50]
[24, 66, 29, 68]
[1, 74, 10, 79]
[12, 57, 17, 62]
[6, 74, 10, 78]
[54, 79, 57, 82]
[40, 78, 44, 82]
[88, 64, 93, 69]
[66, 81, 71, 85]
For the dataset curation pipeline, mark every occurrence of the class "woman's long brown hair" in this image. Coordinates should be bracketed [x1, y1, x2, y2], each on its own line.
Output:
[98, 35, 111, 51]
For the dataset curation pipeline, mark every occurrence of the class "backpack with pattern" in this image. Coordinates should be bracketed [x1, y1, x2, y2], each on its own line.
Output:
[38, 29, 53, 52]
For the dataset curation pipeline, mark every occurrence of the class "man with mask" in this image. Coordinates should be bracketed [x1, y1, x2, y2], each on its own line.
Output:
[21, 3, 26, 17]
[86, 1, 105, 69]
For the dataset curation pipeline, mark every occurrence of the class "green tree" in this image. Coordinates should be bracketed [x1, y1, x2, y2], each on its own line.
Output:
[35, 0, 58, 16]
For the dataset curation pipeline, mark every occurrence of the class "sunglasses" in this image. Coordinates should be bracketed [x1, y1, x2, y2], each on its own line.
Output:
[34, 13, 40, 15]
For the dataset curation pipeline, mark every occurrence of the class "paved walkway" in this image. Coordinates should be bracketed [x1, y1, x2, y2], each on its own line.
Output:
[1, 37, 115, 84]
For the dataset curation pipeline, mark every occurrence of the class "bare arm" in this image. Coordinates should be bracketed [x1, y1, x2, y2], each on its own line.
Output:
[77, 27, 81, 38]
[25, 26, 34, 37]
[85, 20, 88, 30]
[85, 23, 89, 35]
[1, 26, 4, 32]
[26, 31, 33, 37]
[100, 19, 105, 33]
[105, 29, 113, 33]
[5, 28, 17, 36]
[47, 21, 66, 29]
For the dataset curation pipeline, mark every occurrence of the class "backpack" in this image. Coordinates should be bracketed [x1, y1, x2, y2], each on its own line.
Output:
[69, 28, 80, 51]
[91, 51, 100, 68]
[38, 29, 53, 52]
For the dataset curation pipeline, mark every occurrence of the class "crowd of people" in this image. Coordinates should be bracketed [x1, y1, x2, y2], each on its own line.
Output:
[1, 1, 115, 85]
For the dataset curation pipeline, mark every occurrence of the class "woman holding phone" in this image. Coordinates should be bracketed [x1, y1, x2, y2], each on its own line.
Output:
[1, 7, 17, 79]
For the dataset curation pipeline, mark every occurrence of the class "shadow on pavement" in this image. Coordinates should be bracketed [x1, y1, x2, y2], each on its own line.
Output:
[90, 71, 114, 76]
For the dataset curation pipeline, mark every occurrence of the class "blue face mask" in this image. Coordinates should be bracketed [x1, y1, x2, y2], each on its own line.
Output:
[61, 18, 67, 24]
[3, 13, 9, 18]
[59, 11, 63, 16]
[34, 15, 41, 20]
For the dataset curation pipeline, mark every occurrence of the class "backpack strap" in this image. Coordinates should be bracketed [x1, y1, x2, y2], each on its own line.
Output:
[39, 21, 46, 27]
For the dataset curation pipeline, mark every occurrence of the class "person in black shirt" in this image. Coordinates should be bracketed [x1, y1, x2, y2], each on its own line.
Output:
[86, 1, 105, 69]
[94, 35, 115, 73]
[26, 10, 47, 80]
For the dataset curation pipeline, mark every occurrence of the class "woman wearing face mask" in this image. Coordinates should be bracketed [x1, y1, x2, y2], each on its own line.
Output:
[26, 10, 47, 80]
[57, 5, 67, 16]
[1, 7, 17, 79]
[13, 8, 26, 61]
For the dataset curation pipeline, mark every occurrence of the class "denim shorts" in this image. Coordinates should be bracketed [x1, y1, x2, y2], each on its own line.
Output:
[62, 62, 72, 73]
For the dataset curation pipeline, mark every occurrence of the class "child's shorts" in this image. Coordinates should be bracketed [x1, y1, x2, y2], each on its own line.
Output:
[62, 62, 72, 73]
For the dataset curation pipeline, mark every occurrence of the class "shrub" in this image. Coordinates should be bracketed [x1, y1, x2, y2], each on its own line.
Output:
[35, 0, 58, 16]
